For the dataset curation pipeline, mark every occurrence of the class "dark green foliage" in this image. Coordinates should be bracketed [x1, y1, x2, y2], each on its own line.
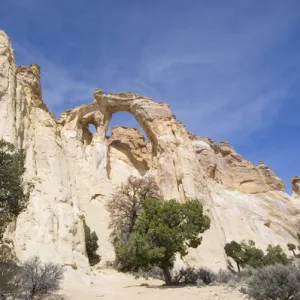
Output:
[240, 240, 265, 269]
[84, 222, 101, 266]
[197, 268, 216, 285]
[116, 198, 210, 285]
[224, 240, 288, 272]
[0, 139, 31, 238]
[173, 267, 200, 285]
[263, 245, 290, 266]
[247, 264, 300, 300]
[224, 241, 243, 272]
[287, 243, 296, 256]
[172, 267, 217, 286]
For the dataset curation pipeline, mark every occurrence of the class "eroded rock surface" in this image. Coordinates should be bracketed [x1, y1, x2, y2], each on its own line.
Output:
[1, 30, 300, 279]
[292, 176, 300, 198]
[190, 134, 285, 194]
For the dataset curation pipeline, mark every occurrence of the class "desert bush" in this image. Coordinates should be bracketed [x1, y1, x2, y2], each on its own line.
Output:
[247, 264, 300, 300]
[198, 268, 216, 285]
[84, 222, 101, 266]
[173, 267, 200, 285]
[237, 267, 256, 280]
[215, 269, 236, 284]
[19, 256, 65, 299]
[172, 267, 216, 286]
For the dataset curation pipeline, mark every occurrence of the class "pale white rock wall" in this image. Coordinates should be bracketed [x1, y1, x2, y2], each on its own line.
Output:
[185, 182, 300, 270]
[0, 31, 16, 144]
[0, 30, 300, 279]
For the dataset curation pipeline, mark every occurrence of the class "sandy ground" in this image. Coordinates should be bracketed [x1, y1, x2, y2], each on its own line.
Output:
[60, 269, 247, 300]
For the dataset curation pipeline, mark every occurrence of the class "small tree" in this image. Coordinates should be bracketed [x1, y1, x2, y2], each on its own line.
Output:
[0, 139, 31, 238]
[84, 222, 100, 266]
[20, 256, 64, 299]
[287, 243, 297, 256]
[263, 245, 290, 266]
[240, 240, 264, 269]
[107, 176, 161, 245]
[224, 241, 244, 272]
[115, 198, 210, 285]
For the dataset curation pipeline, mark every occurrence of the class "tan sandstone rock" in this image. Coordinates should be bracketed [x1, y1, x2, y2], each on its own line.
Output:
[292, 176, 300, 198]
[0, 30, 300, 281]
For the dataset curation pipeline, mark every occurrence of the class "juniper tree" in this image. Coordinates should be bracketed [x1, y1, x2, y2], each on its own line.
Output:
[115, 198, 210, 285]
[0, 139, 31, 238]
[287, 243, 296, 256]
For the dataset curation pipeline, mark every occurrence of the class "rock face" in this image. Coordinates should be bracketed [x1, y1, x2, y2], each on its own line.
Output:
[292, 176, 300, 198]
[190, 135, 286, 194]
[1, 30, 300, 277]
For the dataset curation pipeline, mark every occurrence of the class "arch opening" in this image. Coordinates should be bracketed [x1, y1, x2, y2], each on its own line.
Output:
[105, 112, 152, 184]
[81, 118, 98, 146]
[106, 112, 148, 142]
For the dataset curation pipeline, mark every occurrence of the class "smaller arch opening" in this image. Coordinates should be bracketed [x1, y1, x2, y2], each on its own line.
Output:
[88, 124, 97, 135]
[82, 122, 97, 145]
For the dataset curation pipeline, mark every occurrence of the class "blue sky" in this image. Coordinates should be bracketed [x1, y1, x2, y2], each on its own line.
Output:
[1, 0, 300, 193]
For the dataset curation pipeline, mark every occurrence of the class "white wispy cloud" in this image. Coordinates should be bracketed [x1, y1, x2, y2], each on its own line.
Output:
[9, 0, 300, 146]
[135, 2, 300, 142]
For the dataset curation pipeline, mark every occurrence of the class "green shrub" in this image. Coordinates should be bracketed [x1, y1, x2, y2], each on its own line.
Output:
[173, 267, 216, 286]
[84, 222, 100, 266]
[0, 139, 32, 238]
[287, 243, 296, 256]
[225, 240, 291, 272]
[215, 269, 236, 284]
[173, 267, 199, 285]
[198, 268, 216, 285]
[247, 264, 300, 300]
[263, 245, 290, 266]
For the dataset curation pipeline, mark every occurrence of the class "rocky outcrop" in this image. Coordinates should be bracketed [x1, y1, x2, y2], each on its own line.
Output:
[190, 135, 285, 194]
[107, 126, 152, 184]
[292, 176, 300, 198]
[1, 30, 300, 278]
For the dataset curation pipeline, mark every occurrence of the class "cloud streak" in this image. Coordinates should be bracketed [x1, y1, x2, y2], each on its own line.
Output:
[9, 1, 300, 143]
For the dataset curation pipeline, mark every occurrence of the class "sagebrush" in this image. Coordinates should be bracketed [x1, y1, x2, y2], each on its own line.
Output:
[247, 264, 300, 300]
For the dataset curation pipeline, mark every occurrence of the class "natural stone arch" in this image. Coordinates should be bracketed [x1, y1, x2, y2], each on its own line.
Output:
[60, 89, 173, 155]
[60, 89, 208, 201]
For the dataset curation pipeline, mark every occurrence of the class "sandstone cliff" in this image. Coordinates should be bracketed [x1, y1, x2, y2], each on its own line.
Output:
[1, 30, 300, 279]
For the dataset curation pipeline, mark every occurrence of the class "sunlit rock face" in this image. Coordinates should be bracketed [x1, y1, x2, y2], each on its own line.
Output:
[1, 30, 300, 277]
[292, 176, 300, 198]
